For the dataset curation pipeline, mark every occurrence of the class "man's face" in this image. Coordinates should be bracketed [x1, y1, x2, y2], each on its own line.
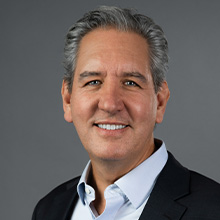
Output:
[62, 28, 169, 167]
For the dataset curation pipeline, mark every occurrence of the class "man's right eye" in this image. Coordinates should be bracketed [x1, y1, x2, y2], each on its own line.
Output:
[85, 80, 101, 86]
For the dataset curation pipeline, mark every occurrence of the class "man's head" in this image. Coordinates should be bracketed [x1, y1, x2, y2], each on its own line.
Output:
[62, 6, 170, 170]
[63, 6, 168, 93]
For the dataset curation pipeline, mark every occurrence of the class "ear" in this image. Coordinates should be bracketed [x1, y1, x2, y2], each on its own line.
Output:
[155, 81, 170, 124]
[61, 80, 73, 123]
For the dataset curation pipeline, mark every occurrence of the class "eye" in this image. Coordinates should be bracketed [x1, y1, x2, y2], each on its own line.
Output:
[85, 80, 101, 86]
[124, 81, 139, 87]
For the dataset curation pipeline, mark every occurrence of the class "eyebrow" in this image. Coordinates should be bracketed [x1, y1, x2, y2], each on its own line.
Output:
[78, 71, 148, 83]
[78, 71, 102, 82]
[122, 72, 147, 83]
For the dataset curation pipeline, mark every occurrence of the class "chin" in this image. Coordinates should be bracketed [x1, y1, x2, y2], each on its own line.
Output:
[90, 150, 129, 162]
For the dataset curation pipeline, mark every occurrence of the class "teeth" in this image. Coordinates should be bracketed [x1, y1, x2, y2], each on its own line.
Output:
[97, 124, 126, 130]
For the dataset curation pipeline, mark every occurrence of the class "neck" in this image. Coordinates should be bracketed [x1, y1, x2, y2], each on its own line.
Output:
[88, 161, 126, 215]
[87, 142, 155, 214]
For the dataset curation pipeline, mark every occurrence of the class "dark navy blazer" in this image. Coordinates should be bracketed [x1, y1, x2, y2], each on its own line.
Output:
[32, 152, 220, 220]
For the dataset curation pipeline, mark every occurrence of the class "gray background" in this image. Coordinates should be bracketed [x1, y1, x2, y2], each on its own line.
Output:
[1, 0, 220, 219]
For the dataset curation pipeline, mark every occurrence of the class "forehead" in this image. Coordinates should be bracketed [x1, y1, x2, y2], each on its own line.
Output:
[75, 28, 151, 76]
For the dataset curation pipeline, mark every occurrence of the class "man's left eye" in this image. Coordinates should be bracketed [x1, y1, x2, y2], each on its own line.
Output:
[124, 81, 138, 87]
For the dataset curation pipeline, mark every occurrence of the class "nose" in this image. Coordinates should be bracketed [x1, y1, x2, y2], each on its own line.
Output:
[98, 82, 124, 114]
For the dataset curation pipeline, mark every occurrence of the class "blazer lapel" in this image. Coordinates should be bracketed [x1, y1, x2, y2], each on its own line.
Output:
[139, 152, 190, 220]
[45, 179, 79, 220]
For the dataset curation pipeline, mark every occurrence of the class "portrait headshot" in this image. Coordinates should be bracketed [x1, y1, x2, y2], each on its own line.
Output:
[1, 1, 220, 220]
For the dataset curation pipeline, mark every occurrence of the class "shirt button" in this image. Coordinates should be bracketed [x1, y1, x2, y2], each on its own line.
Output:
[85, 188, 91, 194]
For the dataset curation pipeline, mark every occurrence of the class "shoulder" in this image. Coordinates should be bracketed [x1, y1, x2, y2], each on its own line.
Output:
[177, 165, 220, 218]
[190, 170, 220, 188]
[167, 152, 220, 197]
[188, 170, 220, 200]
[180, 171, 220, 218]
[167, 152, 220, 190]
[162, 153, 220, 218]
[32, 176, 80, 219]
[40, 176, 80, 202]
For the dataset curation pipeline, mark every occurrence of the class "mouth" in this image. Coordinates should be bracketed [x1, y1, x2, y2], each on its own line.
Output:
[94, 124, 128, 130]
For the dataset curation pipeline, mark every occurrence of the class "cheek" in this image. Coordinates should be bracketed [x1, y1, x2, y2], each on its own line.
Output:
[129, 95, 157, 122]
[70, 92, 97, 122]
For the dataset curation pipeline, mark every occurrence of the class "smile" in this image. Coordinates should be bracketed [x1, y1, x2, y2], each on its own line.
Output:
[96, 124, 127, 130]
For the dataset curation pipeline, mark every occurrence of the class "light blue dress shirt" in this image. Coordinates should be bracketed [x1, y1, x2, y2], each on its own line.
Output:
[71, 141, 168, 220]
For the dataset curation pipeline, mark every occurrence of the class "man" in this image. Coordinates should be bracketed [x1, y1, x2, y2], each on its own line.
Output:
[32, 6, 220, 220]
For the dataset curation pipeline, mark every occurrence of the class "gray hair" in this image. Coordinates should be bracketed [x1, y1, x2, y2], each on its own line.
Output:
[63, 6, 168, 93]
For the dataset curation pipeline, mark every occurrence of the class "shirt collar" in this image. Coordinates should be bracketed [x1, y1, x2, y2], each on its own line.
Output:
[77, 140, 168, 208]
[115, 140, 168, 208]
[77, 161, 92, 204]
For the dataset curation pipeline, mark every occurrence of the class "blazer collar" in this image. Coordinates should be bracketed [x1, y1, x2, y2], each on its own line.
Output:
[43, 152, 190, 220]
[46, 178, 79, 220]
[139, 152, 190, 220]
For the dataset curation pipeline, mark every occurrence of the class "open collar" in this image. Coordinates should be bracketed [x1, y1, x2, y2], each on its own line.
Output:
[115, 142, 168, 209]
[139, 152, 190, 220]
